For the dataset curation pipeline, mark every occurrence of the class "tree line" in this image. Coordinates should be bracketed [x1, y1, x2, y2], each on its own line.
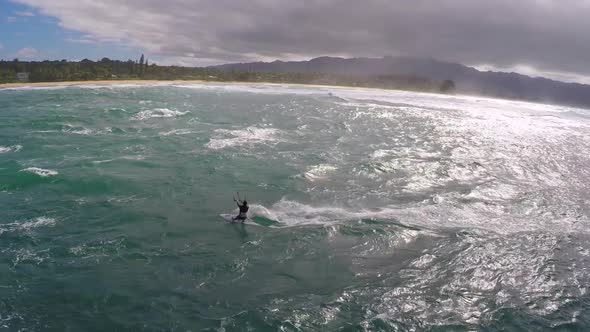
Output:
[0, 55, 455, 93]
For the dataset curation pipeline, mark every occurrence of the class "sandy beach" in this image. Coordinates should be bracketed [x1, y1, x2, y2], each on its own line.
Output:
[0, 80, 208, 89]
[0, 79, 391, 93]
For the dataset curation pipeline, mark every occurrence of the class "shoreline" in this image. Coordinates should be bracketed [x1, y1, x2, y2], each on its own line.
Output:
[0, 79, 461, 101]
[0, 79, 417, 93]
[0, 80, 206, 89]
[2, 80, 585, 111]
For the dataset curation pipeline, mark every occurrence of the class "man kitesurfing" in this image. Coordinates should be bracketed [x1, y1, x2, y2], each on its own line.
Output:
[233, 192, 249, 222]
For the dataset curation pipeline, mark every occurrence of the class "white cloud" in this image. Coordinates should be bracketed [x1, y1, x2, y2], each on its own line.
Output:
[0, 42, 4, 50]
[6, 16, 17, 23]
[472, 63, 590, 85]
[65, 37, 95, 44]
[16, 47, 40, 59]
[15, 11, 35, 16]
[9, 0, 590, 83]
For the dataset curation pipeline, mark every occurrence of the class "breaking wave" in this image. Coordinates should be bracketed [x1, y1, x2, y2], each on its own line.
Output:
[20, 167, 58, 177]
[303, 164, 338, 181]
[0, 145, 22, 153]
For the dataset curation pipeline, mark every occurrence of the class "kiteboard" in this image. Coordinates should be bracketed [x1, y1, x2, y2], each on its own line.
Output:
[219, 214, 262, 227]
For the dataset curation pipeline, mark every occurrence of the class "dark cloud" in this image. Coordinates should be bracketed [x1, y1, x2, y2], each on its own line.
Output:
[12, 0, 590, 81]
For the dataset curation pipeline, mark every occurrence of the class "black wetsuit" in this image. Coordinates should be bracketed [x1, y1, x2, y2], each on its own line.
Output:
[235, 203, 249, 221]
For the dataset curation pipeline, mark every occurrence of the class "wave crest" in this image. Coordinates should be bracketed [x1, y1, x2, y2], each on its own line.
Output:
[20, 167, 58, 177]
[0, 145, 23, 153]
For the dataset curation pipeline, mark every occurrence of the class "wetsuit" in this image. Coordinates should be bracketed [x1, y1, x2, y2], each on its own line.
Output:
[234, 203, 249, 221]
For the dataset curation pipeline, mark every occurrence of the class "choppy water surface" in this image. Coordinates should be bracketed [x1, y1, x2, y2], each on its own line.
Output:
[1, 83, 590, 331]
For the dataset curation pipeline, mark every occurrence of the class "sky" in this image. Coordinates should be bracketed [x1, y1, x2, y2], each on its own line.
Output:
[1, 0, 589, 84]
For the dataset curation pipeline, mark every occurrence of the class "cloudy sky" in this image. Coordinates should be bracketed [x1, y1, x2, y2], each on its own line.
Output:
[1, 0, 589, 83]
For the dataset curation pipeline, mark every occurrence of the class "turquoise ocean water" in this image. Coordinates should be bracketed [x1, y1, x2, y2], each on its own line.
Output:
[1, 83, 590, 331]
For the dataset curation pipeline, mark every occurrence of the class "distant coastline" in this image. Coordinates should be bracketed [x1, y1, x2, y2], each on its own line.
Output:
[0, 57, 456, 95]
[4, 56, 590, 108]
[0, 80, 205, 89]
[5, 79, 586, 113]
[0, 79, 439, 94]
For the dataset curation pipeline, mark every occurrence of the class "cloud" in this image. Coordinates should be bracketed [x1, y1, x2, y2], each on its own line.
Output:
[0, 43, 4, 50]
[15, 11, 35, 16]
[10, 0, 590, 83]
[65, 36, 96, 44]
[473, 64, 590, 85]
[65, 38, 94, 44]
[16, 47, 40, 59]
[6, 16, 17, 23]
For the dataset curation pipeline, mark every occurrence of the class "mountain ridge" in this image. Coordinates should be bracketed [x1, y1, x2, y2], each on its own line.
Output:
[211, 56, 590, 109]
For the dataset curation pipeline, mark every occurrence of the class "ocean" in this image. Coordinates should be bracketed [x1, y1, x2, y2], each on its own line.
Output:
[1, 83, 589, 331]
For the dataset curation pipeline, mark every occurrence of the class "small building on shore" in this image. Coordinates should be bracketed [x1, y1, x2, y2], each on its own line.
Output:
[16, 72, 30, 82]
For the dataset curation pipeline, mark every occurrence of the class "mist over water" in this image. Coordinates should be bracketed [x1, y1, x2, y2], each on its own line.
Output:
[1, 83, 589, 331]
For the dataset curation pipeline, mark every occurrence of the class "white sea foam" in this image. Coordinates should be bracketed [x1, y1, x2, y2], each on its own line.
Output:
[243, 195, 589, 234]
[0, 82, 176, 92]
[247, 199, 394, 227]
[78, 83, 171, 90]
[206, 127, 280, 150]
[370, 149, 397, 159]
[17, 217, 57, 230]
[0, 85, 69, 91]
[105, 107, 127, 113]
[60, 123, 96, 135]
[92, 155, 146, 164]
[0, 217, 57, 235]
[92, 159, 116, 164]
[70, 128, 94, 135]
[20, 167, 58, 177]
[173, 83, 324, 96]
[158, 128, 195, 136]
[132, 108, 189, 120]
[246, 200, 423, 237]
[11, 248, 48, 266]
[0, 145, 22, 153]
[304, 164, 338, 181]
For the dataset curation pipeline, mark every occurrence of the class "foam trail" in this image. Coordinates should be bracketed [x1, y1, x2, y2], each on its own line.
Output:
[261, 199, 383, 226]
[245, 198, 589, 234]
[241, 200, 374, 227]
